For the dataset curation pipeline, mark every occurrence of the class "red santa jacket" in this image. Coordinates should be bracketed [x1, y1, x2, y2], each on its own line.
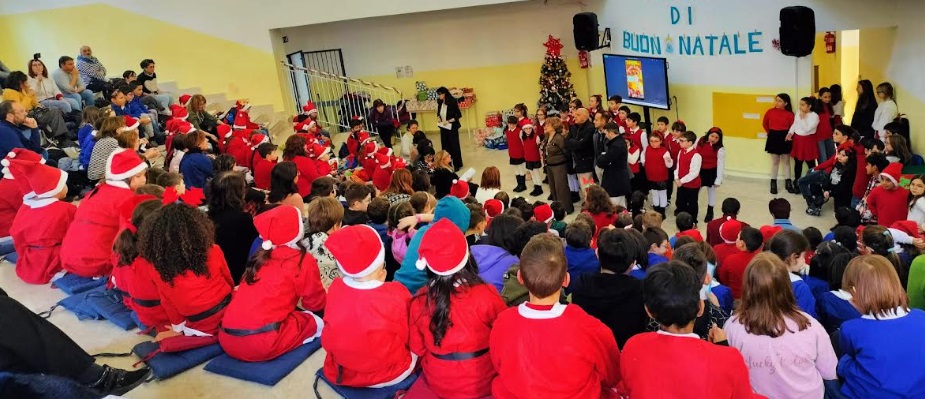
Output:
[252, 156, 276, 190]
[219, 247, 326, 362]
[718, 250, 758, 299]
[233, 110, 260, 131]
[521, 128, 541, 163]
[409, 283, 506, 399]
[346, 131, 371, 159]
[490, 303, 622, 399]
[10, 198, 76, 284]
[226, 135, 252, 168]
[119, 257, 171, 332]
[0, 177, 25, 237]
[373, 166, 393, 193]
[505, 126, 524, 160]
[643, 146, 671, 183]
[61, 182, 134, 278]
[713, 243, 740, 267]
[146, 245, 235, 336]
[287, 155, 324, 198]
[620, 332, 755, 398]
[867, 185, 911, 228]
[322, 278, 414, 388]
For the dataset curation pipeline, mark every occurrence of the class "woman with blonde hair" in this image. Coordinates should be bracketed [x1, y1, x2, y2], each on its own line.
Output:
[837, 255, 925, 399]
[186, 93, 219, 132]
[475, 166, 502, 204]
[429, 150, 459, 199]
[724, 252, 837, 399]
[300, 196, 344, 288]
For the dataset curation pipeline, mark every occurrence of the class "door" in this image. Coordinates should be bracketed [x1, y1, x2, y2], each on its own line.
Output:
[286, 51, 310, 113]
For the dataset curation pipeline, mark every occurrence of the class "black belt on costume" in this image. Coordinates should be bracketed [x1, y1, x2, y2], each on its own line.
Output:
[221, 321, 282, 337]
[132, 297, 161, 308]
[186, 293, 232, 322]
[431, 348, 489, 361]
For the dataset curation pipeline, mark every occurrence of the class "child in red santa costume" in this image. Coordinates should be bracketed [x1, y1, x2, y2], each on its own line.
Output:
[1, 149, 44, 246]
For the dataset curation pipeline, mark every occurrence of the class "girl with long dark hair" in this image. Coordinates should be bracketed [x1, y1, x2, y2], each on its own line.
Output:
[763, 93, 795, 194]
[829, 84, 845, 125]
[266, 161, 304, 211]
[207, 172, 259, 284]
[219, 205, 325, 362]
[436, 87, 463, 171]
[696, 127, 726, 222]
[851, 80, 877, 139]
[409, 219, 506, 399]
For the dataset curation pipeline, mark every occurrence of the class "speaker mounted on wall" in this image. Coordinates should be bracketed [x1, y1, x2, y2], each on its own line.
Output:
[779, 6, 816, 57]
[573, 12, 610, 51]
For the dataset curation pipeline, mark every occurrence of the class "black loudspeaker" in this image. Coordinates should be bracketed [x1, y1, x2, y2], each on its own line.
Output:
[779, 6, 816, 57]
[573, 12, 599, 51]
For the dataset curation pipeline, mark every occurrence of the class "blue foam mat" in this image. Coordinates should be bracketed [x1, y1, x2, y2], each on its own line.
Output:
[313, 368, 419, 399]
[57, 285, 106, 320]
[204, 339, 322, 386]
[53, 273, 106, 295]
[133, 341, 224, 380]
[86, 290, 137, 330]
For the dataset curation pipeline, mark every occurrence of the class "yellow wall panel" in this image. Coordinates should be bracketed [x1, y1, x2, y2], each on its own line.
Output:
[712, 93, 776, 140]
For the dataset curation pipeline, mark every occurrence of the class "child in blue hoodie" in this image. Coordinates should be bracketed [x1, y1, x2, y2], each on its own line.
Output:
[767, 229, 818, 319]
[77, 106, 104, 170]
[564, 221, 599, 293]
[642, 227, 670, 280]
[395, 196, 471, 293]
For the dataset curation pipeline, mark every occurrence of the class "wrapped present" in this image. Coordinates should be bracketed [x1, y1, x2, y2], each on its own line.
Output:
[485, 111, 502, 128]
[415, 81, 428, 92]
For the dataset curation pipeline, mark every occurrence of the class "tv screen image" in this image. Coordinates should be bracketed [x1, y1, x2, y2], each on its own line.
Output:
[603, 54, 670, 110]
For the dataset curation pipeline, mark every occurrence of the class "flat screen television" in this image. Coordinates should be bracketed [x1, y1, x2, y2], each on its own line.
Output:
[602, 54, 670, 110]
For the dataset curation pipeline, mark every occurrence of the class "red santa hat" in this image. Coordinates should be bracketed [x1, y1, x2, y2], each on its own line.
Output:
[302, 101, 317, 115]
[376, 147, 393, 157]
[879, 162, 903, 185]
[4, 159, 40, 193]
[890, 220, 923, 240]
[3, 149, 45, 178]
[759, 225, 783, 244]
[390, 156, 407, 170]
[449, 168, 476, 199]
[719, 219, 744, 244]
[118, 116, 140, 133]
[374, 153, 391, 169]
[676, 229, 704, 242]
[484, 199, 504, 218]
[217, 123, 232, 139]
[308, 143, 330, 159]
[362, 140, 378, 156]
[235, 99, 251, 111]
[254, 205, 304, 250]
[119, 194, 159, 233]
[415, 219, 469, 276]
[326, 224, 385, 278]
[233, 111, 250, 130]
[106, 148, 148, 181]
[171, 106, 189, 120]
[521, 123, 535, 131]
[534, 203, 554, 224]
[249, 133, 269, 150]
[12, 162, 67, 199]
[177, 121, 197, 134]
[178, 94, 192, 107]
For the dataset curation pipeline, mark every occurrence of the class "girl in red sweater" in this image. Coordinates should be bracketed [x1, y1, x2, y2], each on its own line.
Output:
[521, 122, 543, 196]
[763, 93, 796, 195]
[644, 133, 673, 219]
[865, 162, 910, 228]
[505, 112, 526, 193]
[696, 127, 727, 223]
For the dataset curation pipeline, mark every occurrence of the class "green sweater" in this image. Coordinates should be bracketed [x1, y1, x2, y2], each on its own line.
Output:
[909, 255, 925, 310]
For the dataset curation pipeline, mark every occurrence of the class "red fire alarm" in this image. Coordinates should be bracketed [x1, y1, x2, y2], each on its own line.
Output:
[578, 51, 590, 69]
[824, 31, 836, 54]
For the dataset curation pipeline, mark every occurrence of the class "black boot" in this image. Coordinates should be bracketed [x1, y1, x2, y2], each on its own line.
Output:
[542, 175, 549, 184]
[704, 206, 714, 223]
[791, 179, 802, 195]
[770, 179, 778, 195]
[785, 179, 796, 194]
[656, 206, 667, 220]
[529, 185, 544, 197]
[513, 175, 527, 193]
[571, 191, 581, 203]
[89, 365, 151, 396]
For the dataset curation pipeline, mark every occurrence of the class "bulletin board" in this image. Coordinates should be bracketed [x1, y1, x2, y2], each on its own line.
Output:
[712, 92, 776, 139]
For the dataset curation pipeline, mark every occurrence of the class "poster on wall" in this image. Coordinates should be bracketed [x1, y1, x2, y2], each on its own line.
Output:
[621, 4, 764, 57]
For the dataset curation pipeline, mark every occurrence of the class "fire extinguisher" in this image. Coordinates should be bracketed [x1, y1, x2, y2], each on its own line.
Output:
[824, 32, 836, 54]
[578, 51, 590, 69]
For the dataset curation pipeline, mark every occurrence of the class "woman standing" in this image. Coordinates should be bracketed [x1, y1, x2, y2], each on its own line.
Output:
[850, 80, 877, 140]
[368, 99, 395, 149]
[724, 252, 837, 399]
[872, 82, 898, 142]
[27, 59, 75, 113]
[544, 117, 573, 214]
[436, 87, 463, 171]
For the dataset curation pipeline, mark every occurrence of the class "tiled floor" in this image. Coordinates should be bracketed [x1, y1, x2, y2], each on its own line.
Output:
[0, 132, 834, 398]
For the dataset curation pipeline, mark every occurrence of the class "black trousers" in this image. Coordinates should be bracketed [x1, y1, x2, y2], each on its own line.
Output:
[378, 125, 395, 149]
[666, 167, 675, 201]
[0, 292, 95, 379]
[440, 127, 464, 170]
[676, 186, 700, 221]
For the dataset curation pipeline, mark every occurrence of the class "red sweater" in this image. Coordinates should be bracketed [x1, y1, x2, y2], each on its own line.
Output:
[816, 107, 834, 142]
[867, 186, 911, 227]
[763, 108, 795, 132]
[252, 156, 276, 190]
[490, 303, 622, 399]
[521, 129, 541, 162]
[644, 146, 671, 182]
[718, 250, 758, 299]
[620, 332, 755, 399]
[697, 143, 720, 169]
[409, 284, 506, 399]
[505, 126, 524, 159]
[61, 183, 134, 278]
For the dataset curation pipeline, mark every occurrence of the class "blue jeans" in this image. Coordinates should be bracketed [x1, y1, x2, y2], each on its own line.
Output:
[39, 99, 74, 114]
[151, 93, 172, 113]
[798, 170, 828, 207]
[818, 138, 835, 164]
[63, 90, 94, 111]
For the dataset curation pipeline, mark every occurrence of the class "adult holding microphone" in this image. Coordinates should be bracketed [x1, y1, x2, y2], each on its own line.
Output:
[436, 87, 463, 171]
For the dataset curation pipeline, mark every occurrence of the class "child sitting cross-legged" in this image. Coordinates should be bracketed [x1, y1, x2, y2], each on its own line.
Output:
[110, 196, 168, 331]
[322, 224, 416, 388]
[490, 234, 622, 399]
[620, 261, 756, 398]
[571, 228, 649, 349]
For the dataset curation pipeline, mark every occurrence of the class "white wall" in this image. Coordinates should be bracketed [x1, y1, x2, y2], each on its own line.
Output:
[279, 1, 583, 77]
[887, 1, 925, 99]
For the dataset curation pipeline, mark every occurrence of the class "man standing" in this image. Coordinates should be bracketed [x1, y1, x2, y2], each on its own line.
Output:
[596, 122, 631, 206]
[136, 59, 173, 114]
[51, 56, 94, 111]
[75, 46, 110, 93]
[0, 101, 44, 158]
[565, 108, 597, 201]
[592, 110, 612, 183]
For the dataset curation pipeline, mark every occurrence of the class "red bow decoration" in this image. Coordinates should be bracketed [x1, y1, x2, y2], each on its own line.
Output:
[543, 35, 564, 57]
[162, 187, 205, 206]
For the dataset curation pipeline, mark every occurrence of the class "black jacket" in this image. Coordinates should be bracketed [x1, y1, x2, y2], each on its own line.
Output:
[437, 99, 462, 131]
[851, 102, 877, 139]
[565, 120, 596, 173]
[596, 136, 631, 198]
[570, 273, 647, 348]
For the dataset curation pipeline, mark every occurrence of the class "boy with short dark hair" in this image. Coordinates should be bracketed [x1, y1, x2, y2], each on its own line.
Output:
[856, 152, 890, 224]
[571, 228, 648, 348]
[706, 198, 747, 247]
[549, 201, 568, 236]
[564, 221, 598, 292]
[668, 244, 729, 340]
[717, 226, 763, 299]
[490, 234, 621, 399]
[769, 197, 800, 232]
[342, 184, 371, 226]
[643, 227, 670, 270]
[367, 197, 390, 242]
[621, 261, 754, 398]
[674, 131, 702, 221]
[670, 212, 703, 247]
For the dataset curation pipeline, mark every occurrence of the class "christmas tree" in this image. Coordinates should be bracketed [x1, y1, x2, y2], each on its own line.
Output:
[538, 35, 576, 112]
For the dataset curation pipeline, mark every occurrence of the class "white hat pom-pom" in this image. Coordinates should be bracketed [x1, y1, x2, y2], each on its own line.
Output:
[0, 159, 8, 167]
[416, 257, 427, 271]
[7, 152, 15, 158]
[452, 179, 459, 184]
[261, 240, 274, 250]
